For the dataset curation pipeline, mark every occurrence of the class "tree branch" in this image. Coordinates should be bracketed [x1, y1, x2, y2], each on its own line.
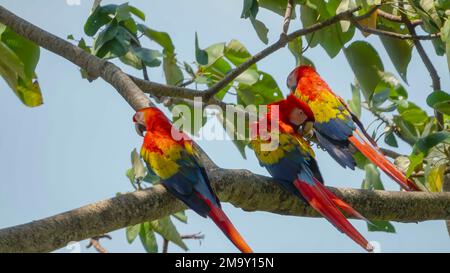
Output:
[351, 17, 440, 40]
[0, 166, 449, 253]
[377, 9, 422, 26]
[401, 13, 443, 130]
[282, 0, 294, 35]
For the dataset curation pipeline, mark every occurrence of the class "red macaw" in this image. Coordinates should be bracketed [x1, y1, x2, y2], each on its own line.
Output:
[250, 95, 373, 252]
[133, 107, 252, 253]
[286, 65, 420, 191]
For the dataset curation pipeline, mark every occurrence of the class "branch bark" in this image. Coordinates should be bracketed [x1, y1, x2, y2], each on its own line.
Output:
[0, 167, 449, 253]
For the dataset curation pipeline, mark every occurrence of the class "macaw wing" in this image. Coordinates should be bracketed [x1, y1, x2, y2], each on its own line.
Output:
[251, 131, 323, 198]
[176, 141, 220, 207]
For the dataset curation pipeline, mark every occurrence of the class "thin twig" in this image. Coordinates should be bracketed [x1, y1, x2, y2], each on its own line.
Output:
[377, 9, 422, 26]
[351, 17, 439, 40]
[282, 0, 294, 35]
[162, 238, 169, 253]
[400, 6, 443, 131]
[380, 148, 404, 159]
[181, 232, 205, 241]
[86, 234, 111, 253]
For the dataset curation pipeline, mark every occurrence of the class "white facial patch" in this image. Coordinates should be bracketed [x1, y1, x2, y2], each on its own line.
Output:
[289, 108, 307, 126]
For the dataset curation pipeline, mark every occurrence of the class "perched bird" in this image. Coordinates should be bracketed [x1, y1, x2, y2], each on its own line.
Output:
[250, 95, 373, 251]
[287, 65, 420, 191]
[133, 107, 252, 253]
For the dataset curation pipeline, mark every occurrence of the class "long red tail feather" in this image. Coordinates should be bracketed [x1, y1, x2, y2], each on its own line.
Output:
[207, 204, 253, 253]
[349, 130, 421, 191]
[314, 180, 373, 225]
[294, 179, 373, 252]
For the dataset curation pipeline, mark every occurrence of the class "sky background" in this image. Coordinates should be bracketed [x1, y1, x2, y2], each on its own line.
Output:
[0, 0, 449, 253]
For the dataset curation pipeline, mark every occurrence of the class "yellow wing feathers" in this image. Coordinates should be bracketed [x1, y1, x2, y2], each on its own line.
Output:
[296, 90, 351, 123]
[251, 131, 314, 165]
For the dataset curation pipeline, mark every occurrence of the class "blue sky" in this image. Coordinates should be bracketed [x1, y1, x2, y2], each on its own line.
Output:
[0, 0, 449, 253]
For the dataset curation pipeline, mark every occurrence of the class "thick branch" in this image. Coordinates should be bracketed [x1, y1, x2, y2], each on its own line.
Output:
[0, 167, 449, 253]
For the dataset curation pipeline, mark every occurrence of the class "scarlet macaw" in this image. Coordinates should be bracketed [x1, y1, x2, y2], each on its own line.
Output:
[286, 65, 420, 191]
[250, 95, 373, 251]
[133, 107, 252, 253]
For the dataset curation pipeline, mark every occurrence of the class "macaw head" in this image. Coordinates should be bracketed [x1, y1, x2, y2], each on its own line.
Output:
[133, 107, 167, 137]
[269, 94, 314, 127]
[286, 65, 316, 91]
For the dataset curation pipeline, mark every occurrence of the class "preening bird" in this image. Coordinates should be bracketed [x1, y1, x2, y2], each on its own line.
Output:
[133, 107, 252, 253]
[286, 65, 420, 191]
[250, 95, 373, 252]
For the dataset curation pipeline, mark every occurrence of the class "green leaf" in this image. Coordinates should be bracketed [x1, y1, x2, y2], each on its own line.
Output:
[224, 39, 253, 67]
[241, 0, 259, 19]
[131, 47, 162, 67]
[131, 148, 146, 180]
[367, 220, 396, 233]
[384, 131, 398, 147]
[150, 217, 188, 251]
[172, 211, 188, 223]
[413, 131, 450, 155]
[398, 102, 429, 126]
[379, 26, 413, 83]
[392, 115, 419, 146]
[406, 153, 424, 177]
[119, 50, 143, 69]
[237, 72, 283, 106]
[126, 224, 140, 244]
[1, 29, 39, 80]
[138, 24, 175, 54]
[128, 5, 146, 21]
[93, 22, 119, 52]
[426, 90, 450, 115]
[250, 18, 269, 44]
[195, 32, 208, 65]
[344, 41, 384, 100]
[288, 37, 303, 65]
[353, 151, 371, 170]
[84, 4, 117, 36]
[426, 164, 445, 192]
[363, 163, 385, 190]
[204, 43, 226, 66]
[163, 53, 184, 86]
[139, 223, 158, 253]
[0, 27, 42, 107]
[125, 168, 135, 186]
[235, 69, 259, 85]
[301, 0, 354, 58]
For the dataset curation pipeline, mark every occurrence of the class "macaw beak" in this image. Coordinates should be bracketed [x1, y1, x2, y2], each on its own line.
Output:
[135, 122, 146, 137]
[133, 112, 147, 137]
[286, 68, 298, 91]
